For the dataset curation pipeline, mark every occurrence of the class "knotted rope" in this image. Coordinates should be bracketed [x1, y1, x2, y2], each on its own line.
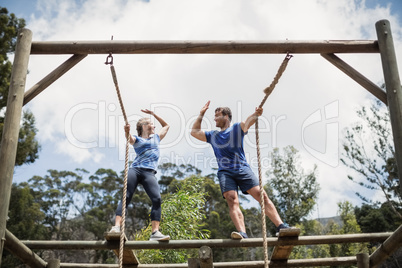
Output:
[256, 53, 292, 268]
[106, 53, 130, 268]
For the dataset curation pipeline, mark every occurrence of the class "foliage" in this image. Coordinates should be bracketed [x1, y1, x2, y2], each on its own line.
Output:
[265, 146, 320, 230]
[291, 201, 368, 267]
[2, 183, 49, 267]
[0, 7, 40, 166]
[355, 202, 401, 233]
[341, 99, 401, 217]
[135, 175, 209, 264]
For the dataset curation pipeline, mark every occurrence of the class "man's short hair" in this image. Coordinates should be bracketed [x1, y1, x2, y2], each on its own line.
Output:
[215, 107, 232, 121]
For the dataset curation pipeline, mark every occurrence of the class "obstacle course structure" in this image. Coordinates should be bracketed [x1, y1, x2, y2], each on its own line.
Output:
[0, 19, 402, 267]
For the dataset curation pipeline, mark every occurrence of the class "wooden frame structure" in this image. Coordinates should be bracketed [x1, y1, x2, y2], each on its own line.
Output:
[0, 19, 401, 267]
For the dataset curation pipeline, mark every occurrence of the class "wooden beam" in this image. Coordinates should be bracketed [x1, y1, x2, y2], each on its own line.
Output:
[0, 28, 32, 266]
[47, 259, 61, 268]
[22, 233, 391, 250]
[104, 232, 139, 265]
[187, 258, 200, 268]
[57, 257, 358, 267]
[376, 19, 402, 196]
[4, 229, 47, 268]
[270, 228, 300, 266]
[321, 53, 387, 105]
[199, 246, 213, 268]
[23, 54, 87, 106]
[357, 253, 369, 268]
[30, 40, 379, 55]
[370, 225, 402, 267]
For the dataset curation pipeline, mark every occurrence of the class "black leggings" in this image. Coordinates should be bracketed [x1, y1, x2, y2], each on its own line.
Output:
[115, 167, 162, 221]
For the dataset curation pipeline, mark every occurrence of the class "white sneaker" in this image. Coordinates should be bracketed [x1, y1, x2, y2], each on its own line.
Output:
[149, 230, 170, 241]
[109, 226, 121, 233]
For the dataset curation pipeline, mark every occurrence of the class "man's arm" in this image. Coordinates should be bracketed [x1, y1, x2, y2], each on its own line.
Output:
[240, 107, 263, 133]
[191, 101, 210, 142]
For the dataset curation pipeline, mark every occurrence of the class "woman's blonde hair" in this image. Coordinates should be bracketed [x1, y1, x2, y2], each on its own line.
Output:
[136, 118, 150, 136]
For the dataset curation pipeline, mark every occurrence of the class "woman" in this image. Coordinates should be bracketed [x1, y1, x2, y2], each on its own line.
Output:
[110, 109, 170, 241]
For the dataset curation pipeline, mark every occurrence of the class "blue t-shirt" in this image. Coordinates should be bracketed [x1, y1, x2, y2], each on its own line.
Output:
[131, 134, 160, 171]
[205, 123, 249, 171]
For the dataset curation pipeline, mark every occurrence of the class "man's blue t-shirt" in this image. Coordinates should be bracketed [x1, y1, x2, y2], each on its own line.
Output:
[205, 123, 249, 171]
[131, 134, 160, 171]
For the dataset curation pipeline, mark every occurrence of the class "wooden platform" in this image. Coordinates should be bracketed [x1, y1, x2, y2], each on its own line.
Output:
[270, 228, 301, 267]
[104, 232, 139, 265]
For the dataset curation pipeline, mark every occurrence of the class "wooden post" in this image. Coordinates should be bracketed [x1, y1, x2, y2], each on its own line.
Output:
[0, 28, 32, 265]
[199, 246, 213, 268]
[356, 253, 369, 268]
[370, 224, 402, 267]
[375, 20, 402, 196]
[188, 258, 200, 268]
[47, 259, 60, 268]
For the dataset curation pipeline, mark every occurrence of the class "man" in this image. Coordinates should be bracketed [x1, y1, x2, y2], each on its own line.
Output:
[191, 101, 289, 239]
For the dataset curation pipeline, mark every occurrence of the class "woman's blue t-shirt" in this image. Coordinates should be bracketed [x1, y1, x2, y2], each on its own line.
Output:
[205, 123, 249, 171]
[131, 134, 160, 171]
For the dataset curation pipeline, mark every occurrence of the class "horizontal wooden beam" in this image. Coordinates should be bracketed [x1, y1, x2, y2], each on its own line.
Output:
[30, 40, 379, 55]
[57, 257, 357, 267]
[22, 233, 391, 250]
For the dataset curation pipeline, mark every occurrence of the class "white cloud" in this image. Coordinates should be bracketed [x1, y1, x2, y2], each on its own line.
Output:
[16, 0, 402, 217]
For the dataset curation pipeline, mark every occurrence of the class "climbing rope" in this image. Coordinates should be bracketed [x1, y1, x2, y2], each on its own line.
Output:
[255, 53, 292, 268]
[105, 53, 130, 268]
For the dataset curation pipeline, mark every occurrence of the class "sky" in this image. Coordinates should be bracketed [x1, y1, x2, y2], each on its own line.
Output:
[2, 0, 402, 220]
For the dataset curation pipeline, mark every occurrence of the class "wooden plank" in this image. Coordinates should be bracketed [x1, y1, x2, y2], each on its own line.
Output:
[321, 53, 387, 105]
[22, 232, 391, 250]
[270, 228, 300, 262]
[30, 40, 380, 55]
[4, 229, 47, 268]
[104, 232, 139, 265]
[23, 54, 87, 106]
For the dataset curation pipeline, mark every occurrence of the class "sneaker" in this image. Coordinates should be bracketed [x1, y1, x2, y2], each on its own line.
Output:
[150, 230, 170, 241]
[109, 226, 121, 233]
[275, 223, 291, 236]
[231, 231, 248, 239]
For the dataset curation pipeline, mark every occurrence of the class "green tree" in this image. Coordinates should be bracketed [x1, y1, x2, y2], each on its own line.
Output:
[265, 146, 320, 230]
[291, 201, 368, 266]
[2, 183, 49, 267]
[28, 169, 90, 240]
[341, 99, 401, 218]
[328, 201, 367, 267]
[0, 7, 40, 166]
[355, 202, 401, 233]
[135, 175, 210, 264]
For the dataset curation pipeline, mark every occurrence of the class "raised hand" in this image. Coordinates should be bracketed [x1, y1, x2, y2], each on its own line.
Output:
[200, 100, 210, 116]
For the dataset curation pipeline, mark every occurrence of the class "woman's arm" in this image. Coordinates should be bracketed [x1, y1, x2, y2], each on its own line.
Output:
[142, 109, 170, 141]
[124, 124, 136, 145]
